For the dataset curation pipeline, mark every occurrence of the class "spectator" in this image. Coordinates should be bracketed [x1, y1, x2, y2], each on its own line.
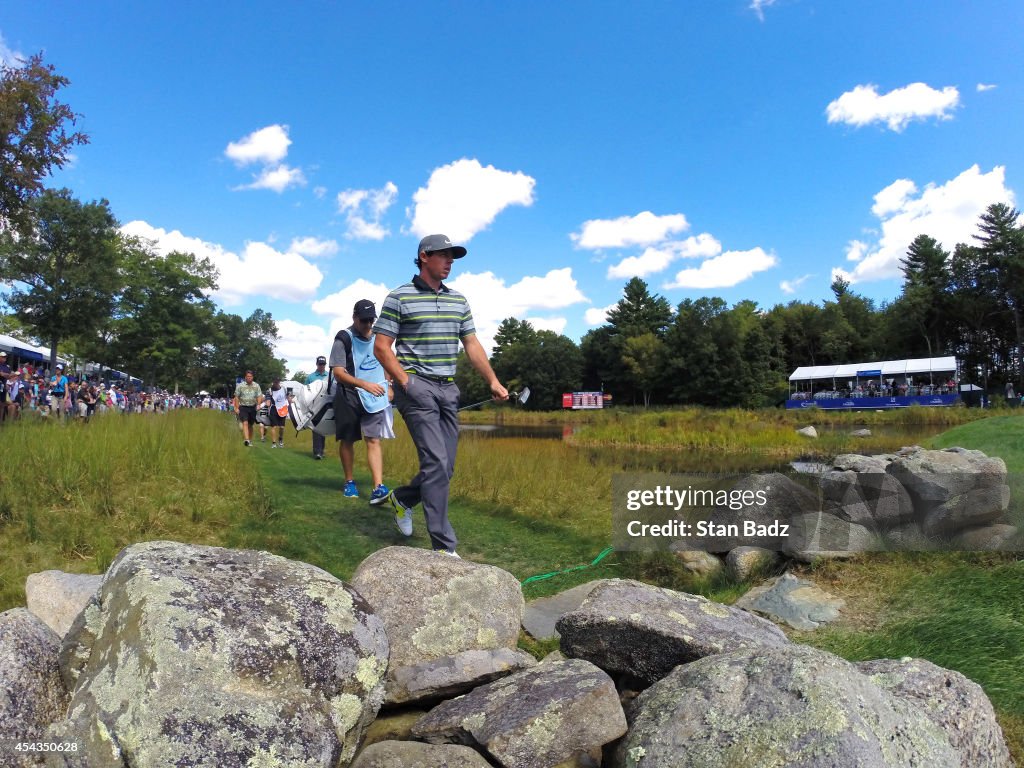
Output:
[305, 355, 330, 460]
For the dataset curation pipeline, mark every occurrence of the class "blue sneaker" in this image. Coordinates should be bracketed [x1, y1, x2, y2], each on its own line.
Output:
[369, 484, 390, 506]
[343, 480, 359, 498]
[387, 490, 413, 536]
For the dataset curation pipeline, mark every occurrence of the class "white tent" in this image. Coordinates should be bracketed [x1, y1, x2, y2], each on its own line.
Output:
[789, 356, 956, 382]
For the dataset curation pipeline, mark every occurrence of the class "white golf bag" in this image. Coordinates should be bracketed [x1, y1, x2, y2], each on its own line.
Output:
[288, 377, 337, 437]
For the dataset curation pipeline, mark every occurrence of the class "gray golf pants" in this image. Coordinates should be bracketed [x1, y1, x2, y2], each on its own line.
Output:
[393, 375, 461, 552]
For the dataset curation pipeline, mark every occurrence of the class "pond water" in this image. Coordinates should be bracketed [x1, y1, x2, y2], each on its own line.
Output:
[458, 420, 951, 473]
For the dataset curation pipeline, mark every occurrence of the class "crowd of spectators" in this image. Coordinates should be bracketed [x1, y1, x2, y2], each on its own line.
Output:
[0, 359, 217, 424]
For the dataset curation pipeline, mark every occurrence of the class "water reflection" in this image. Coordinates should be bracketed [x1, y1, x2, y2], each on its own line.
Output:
[458, 420, 950, 473]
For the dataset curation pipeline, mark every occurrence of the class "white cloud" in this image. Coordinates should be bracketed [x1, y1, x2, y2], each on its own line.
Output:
[606, 233, 721, 279]
[448, 267, 587, 352]
[871, 178, 918, 217]
[408, 158, 535, 242]
[664, 248, 778, 289]
[826, 83, 960, 132]
[832, 165, 1015, 284]
[310, 278, 392, 335]
[120, 220, 323, 305]
[225, 125, 292, 166]
[289, 236, 338, 258]
[337, 182, 398, 240]
[274, 319, 334, 377]
[572, 211, 689, 250]
[524, 316, 568, 335]
[750, 0, 777, 21]
[780, 274, 812, 294]
[977, 83, 997, 92]
[585, 304, 616, 326]
[313, 186, 328, 199]
[845, 240, 870, 262]
[0, 33, 25, 67]
[235, 164, 306, 193]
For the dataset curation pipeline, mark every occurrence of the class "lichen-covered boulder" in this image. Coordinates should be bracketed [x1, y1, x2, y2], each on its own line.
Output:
[26, 571, 103, 639]
[556, 579, 788, 685]
[614, 644, 960, 768]
[412, 658, 626, 768]
[48, 541, 388, 768]
[734, 573, 844, 631]
[886, 447, 1009, 534]
[725, 546, 779, 581]
[351, 740, 492, 768]
[857, 658, 1014, 768]
[350, 547, 533, 705]
[0, 609, 69, 767]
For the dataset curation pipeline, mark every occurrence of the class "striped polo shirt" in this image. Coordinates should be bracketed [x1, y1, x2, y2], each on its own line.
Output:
[374, 275, 476, 379]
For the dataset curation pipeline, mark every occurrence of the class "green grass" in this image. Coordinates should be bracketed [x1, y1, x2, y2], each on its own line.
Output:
[0, 411, 271, 609]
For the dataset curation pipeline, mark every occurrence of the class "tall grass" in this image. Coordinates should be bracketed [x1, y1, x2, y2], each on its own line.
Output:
[0, 411, 270, 608]
[560, 405, 983, 456]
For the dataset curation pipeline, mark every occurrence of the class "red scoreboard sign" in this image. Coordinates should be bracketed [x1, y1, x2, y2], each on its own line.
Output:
[562, 392, 605, 409]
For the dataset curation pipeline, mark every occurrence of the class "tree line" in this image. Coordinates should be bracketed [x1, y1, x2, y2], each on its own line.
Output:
[458, 203, 1023, 410]
[0, 54, 286, 393]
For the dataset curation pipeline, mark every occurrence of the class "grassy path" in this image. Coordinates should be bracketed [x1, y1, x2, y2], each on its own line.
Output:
[237, 436, 620, 591]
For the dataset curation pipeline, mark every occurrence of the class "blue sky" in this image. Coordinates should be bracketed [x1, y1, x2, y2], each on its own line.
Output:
[3, 2, 1021, 374]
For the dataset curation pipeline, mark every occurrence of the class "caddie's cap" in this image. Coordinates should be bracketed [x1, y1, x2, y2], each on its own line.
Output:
[353, 299, 377, 320]
[418, 234, 466, 258]
[315, 355, 327, 365]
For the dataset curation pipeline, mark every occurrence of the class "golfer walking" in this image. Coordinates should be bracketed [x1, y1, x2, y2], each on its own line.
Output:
[374, 234, 507, 556]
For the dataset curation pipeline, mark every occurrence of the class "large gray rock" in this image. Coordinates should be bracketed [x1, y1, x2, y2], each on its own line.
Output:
[857, 657, 1014, 768]
[701, 473, 821, 552]
[556, 579, 788, 685]
[833, 453, 892, 473]
[0, 609, 69, 767]
[26, 570, 102, 639]
[886, 447, 1010, 534]
[784, 511, 880, 562]
[351, 546, 531, 705]
[797, 425, 818, 438]
[351, 740, 492, 768]
[522, 581, 602, 641]
[412, 658, 626, 768]
[950, 523, 1020, 551]
[614, 644, 960, 768]
[819, 469, 914, 530]
[725, 546, 780, 581]
[49, 541, 388, 768]
[734, 572, 844, 631]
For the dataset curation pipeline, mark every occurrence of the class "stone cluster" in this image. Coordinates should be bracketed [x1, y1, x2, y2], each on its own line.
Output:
[1, 539, 1016, 766]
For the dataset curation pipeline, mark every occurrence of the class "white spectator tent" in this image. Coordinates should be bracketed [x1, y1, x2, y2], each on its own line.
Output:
[0, 332, 70, 369]
[788, 356, 957, 393]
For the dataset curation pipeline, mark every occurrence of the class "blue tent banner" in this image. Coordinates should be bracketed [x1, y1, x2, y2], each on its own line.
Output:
[856, 369, 881, 377]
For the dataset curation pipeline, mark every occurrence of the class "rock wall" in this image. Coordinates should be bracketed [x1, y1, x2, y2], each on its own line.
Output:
[0, 540, 1016, 767]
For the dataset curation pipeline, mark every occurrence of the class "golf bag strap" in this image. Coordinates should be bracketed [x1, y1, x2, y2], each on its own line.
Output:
[334, 328, 355, 378]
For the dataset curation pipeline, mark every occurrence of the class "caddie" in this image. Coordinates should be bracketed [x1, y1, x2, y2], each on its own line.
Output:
[330, 299, 394, 503]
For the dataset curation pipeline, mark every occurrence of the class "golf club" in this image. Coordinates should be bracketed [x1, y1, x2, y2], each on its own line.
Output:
[458, 386, 531, 412]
